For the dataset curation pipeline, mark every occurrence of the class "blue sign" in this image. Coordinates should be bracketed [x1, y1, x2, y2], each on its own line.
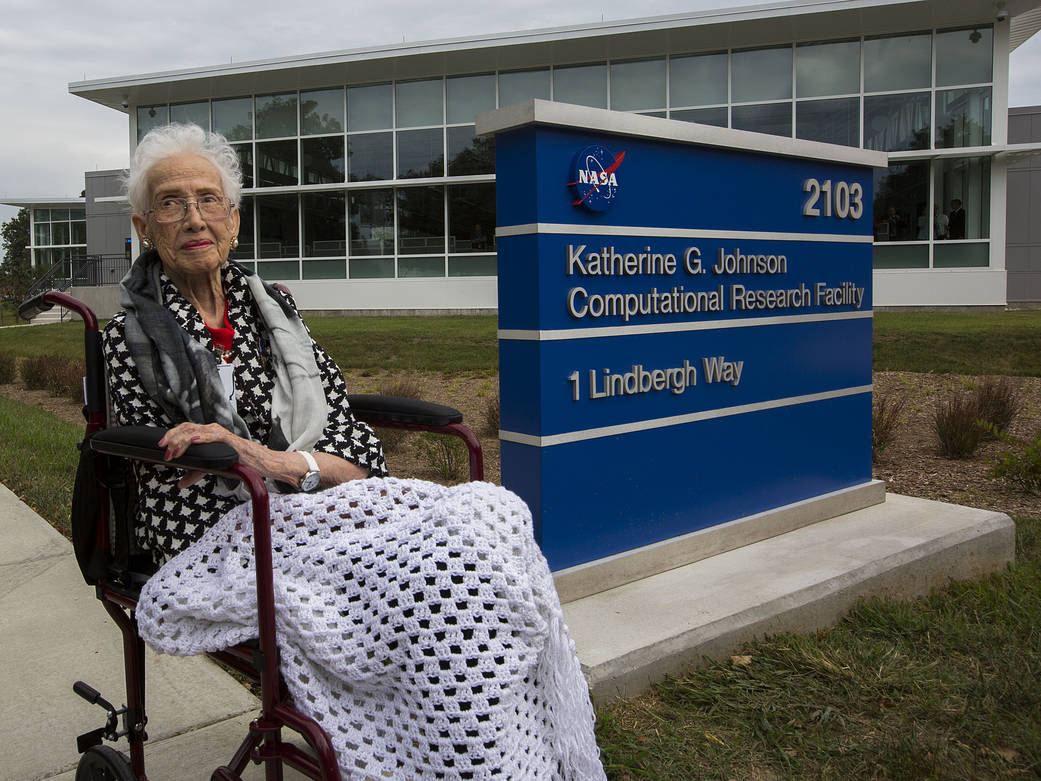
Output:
[487, 105, 882, 572]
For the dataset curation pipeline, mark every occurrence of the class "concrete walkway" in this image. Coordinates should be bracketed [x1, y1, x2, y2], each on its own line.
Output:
[0, 480, 1014, 779]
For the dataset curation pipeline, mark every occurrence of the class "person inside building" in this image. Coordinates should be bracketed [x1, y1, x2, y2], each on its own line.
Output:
[948, 198, 966, 240]
[103, 122, 387, 566]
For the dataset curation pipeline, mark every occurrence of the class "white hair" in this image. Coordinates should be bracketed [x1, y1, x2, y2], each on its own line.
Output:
[124, 123, 242, 214]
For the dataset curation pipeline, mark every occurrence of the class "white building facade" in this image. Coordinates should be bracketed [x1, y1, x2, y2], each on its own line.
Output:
[69, 0, 1041, 311]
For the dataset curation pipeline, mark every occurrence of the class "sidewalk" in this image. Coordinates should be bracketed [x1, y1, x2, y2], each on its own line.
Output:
[0, 482, 265, 781]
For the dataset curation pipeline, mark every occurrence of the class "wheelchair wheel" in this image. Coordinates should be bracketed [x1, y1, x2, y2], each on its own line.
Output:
[75, 745, 135, 781]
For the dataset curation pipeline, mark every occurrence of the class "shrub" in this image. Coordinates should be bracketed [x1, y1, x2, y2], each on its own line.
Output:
[482, 393, 500, 438]
[990, 428, 1041, 493]
[973, 376, 1021, 439]
[20, 354, 85, 401]
[0, 351, 15, 384]
[871, 390, 905, 462]
[416, 432, 467, 481]
[934, 391, 983, 459]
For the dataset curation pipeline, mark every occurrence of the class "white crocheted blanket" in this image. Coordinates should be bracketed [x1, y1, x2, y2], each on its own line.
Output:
[136, 478, 606, 780]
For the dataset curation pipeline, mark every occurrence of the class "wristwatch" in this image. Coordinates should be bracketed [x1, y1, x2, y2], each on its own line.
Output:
[297, 451, 321, 492]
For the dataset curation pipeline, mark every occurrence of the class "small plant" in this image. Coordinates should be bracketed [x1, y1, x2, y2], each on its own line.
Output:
[973, 376, 1021, 439]
[989, 427, 1041, 493]
[20, 354, 85, 401]
[933, 391, 982, 459]
[482, 393, 500, 438]
[872, 390, 905, 463]
[416, 432, 467, 481]
[0, 351, 15, 384]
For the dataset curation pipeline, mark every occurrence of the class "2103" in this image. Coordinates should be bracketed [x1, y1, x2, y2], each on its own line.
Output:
[802, 178, 863, 220]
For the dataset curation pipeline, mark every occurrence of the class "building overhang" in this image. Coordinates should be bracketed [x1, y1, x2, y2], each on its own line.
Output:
[1, 197, 86, 210]
[69, 0, 1040, 113]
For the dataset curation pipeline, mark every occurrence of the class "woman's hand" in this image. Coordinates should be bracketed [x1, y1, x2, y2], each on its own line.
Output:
[158, 422, 368, 490]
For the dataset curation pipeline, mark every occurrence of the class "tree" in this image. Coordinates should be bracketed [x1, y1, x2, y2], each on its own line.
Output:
[0, 208, 34, 302]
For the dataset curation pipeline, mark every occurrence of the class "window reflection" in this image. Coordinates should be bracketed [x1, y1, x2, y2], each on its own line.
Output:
[257, 195, 299, 259]
[864, 34, 931, 92]
[936, 27, 992, 87]
[256, 93, 298, 138]
[553, 64, 607, 109]
[610, 59, 666, 112]
[863, 93, 930, 151]
[797, 98, 859, 146]
[302, 136, 345, 184]
[303, 192, 346, 257]
[213, 97, 253, 142]
[170, 102, 210, 130]
[230, 197, 254, 261]
[732, 47, 792, 102]
[397, 186, 445, 255]
[233, 144, 254, 188]
[732, 103, 791, 136]
[256, 140, 298, 186]
[670, 53, 727, 108]
[796, 41, 860, 98]
[447, 126, 494, 175]
[396, 79, 443, 127]
[348, 133, 393, 182]
[349, 189, 394, 256]
[448, 184, 495, 253]
[447, 74, 495, 124]
[348, 84, 393, 131]
[397, 128, 444, 178]
[935, 87, 992, 148]
[873, 161, 928, 243]
[499, 69, 550, 107]
[934, 157, 990, 240]
[137, 105, 169, 142]
[301, 89, 345, 135]
[670, 107, 728, 127]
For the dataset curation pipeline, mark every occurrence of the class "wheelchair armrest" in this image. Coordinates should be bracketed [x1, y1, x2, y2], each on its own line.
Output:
[89, 425, 239, 471]
[347, 394, 464, 427]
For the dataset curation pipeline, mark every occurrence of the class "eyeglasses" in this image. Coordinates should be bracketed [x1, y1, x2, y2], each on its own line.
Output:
[146, 194, 232, 223]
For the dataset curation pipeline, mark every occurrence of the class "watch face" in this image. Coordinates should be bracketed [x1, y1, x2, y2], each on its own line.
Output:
[301, 471, 321, 492]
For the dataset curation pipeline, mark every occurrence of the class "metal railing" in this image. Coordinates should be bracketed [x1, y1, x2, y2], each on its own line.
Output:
[24, 254, 130, 301]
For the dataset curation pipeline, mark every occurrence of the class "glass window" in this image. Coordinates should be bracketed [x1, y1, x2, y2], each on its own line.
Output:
[349, 189, 394, 256]
[256, 194, 299, 258]
[231, 197, 254, 261]
[301, 89, 344, 135]
[34, 222, 50, 245]
[52, 222, 70, 244]
[398, 256, 445, 277]
[170, 101, 210, 130]
[936, 27, 993, 87]
[864, 34, 931, 92]
[396, 79, 443, 127]
[499, 69, 551, 107]
[256, 260, 300, 280]
[52, 208, 70, 220]
[935, 87, 992, 148]
[71, 221, 87, 244]
[553, 64, 607, 109]
[448, 183, 496, 254]
[873, 244, 929, 268]
[449, 256, 496, 277]
[303, 259, 347, 279]
[256, 140, 298, 187]
[397, 128, 444, 179]
[934, 156, 990, 240]
[137, 105, 169, 141]
[670, 53, 727, 108]
[350, 258, 395, 278]
[302, 136, 345, 184]
[256, 93, 297, 138]
[732, 47, 792, 103]
[797, 97, 860, 146]
[69, 208, 85, 220]
[348, 132, 394, 182]
[873, 161, 928, 243]
[303, 192, 346, 257]
[732, 103, 792, 136]
[796, 40, 860, 98]
[397, 186, 444, 255]
[348, 83, 393, 131]
[33, 208, 50, 221]
[233, 143, 254, 188]
[447, 74, 496, 124]
[863, 93, 930, 151]
[670, 107, 728, 127]
[447, 126, 494, 176]
[934, 243, 989, 267]
[610, 59, 666, 112]
[213, 97, 253, 141]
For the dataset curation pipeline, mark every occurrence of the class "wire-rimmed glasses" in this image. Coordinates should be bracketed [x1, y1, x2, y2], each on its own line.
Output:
[146, 194, 233, 223]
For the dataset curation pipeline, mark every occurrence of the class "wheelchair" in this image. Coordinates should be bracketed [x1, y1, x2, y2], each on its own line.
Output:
[19, 289, 484, 781]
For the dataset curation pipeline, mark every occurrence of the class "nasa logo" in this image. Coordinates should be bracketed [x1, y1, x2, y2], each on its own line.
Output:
[568, 144, 626, 212]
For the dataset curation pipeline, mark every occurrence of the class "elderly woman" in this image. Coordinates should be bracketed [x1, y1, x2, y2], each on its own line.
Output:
[103, 123, 386, 565]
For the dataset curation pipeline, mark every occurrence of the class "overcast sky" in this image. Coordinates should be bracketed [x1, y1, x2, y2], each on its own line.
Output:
[2, 0, 1041, 226]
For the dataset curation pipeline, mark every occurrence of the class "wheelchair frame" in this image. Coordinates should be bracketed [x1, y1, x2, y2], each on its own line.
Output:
[19, 289, 484, 781]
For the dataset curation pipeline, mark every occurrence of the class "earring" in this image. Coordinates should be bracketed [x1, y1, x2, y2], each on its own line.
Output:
[141, 237, 153, 251]
[230, 236, 239, 250]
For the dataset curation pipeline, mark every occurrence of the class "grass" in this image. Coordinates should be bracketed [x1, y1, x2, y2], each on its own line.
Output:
[596, 517, 1041, 779]
[0, 396, 82, 536]
[874, 310, 1041, 376]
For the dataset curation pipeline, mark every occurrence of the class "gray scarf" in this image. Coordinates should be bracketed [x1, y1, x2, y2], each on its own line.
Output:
[118, 250, 328, 457]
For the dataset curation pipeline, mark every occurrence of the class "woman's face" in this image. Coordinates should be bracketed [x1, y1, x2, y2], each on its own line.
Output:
[131, 153, 240, 281]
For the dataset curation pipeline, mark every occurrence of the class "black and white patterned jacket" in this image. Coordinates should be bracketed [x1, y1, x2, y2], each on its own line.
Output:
[102, 264, 386, 565]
